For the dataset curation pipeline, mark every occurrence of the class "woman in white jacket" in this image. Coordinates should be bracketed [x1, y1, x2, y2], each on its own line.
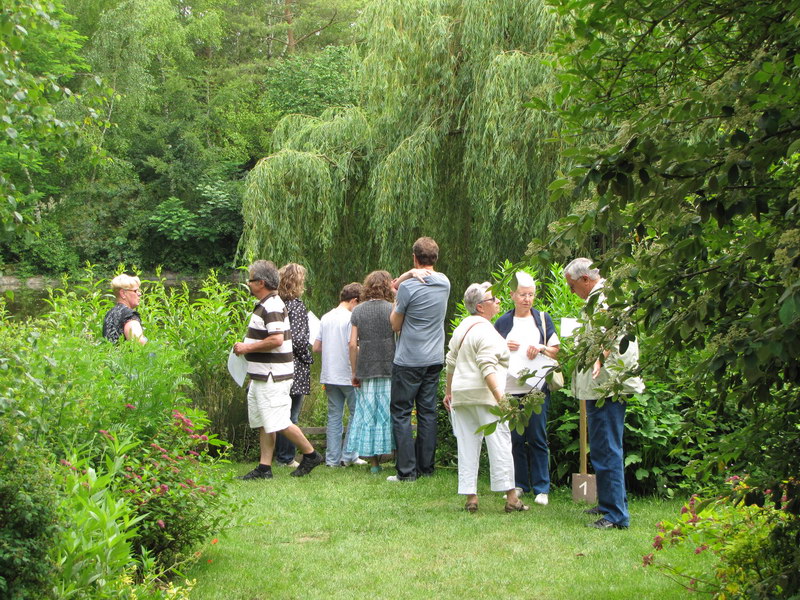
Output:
[444, 282, 528, 513]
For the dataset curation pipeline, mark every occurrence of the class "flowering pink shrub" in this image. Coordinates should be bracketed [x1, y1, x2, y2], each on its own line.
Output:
[103, 409, 232, 569]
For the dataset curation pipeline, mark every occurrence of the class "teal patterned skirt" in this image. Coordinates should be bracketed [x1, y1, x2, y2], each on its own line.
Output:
[346, 377, 395, 456]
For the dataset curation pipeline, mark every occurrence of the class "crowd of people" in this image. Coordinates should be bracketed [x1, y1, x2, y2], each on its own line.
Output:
[102, 239, 644, 529]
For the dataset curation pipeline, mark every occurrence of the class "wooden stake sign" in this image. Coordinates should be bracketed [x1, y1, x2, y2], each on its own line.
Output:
[572, 399, 597, 503]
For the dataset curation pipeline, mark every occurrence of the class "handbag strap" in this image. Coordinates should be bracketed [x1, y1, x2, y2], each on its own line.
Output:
[541, 312, 551, 345]
[456, 320, 484, 353]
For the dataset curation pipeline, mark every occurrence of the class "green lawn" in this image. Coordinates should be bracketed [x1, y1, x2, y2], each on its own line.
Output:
[186, 464, 703, 600]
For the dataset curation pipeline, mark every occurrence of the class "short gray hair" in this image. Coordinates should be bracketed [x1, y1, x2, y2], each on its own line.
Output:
[249, 260, 280, 290]
[463, 282, 491, 315]
[564, 257, 600, 281]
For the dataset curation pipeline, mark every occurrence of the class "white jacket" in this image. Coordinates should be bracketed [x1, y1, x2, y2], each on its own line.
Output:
[446, 316, 510, 407]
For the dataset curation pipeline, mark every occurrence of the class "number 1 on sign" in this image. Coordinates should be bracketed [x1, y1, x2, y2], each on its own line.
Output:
[579, 481, 588, 496]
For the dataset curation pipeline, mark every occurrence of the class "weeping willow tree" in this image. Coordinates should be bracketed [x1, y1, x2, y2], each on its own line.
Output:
[239, 0, 564, 306]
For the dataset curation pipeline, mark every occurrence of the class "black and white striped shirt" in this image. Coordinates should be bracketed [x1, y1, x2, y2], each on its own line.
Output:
[244, 292, 294, 382]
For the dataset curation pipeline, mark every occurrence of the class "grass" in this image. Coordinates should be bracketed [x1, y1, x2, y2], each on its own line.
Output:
[185, 464, 707, 600]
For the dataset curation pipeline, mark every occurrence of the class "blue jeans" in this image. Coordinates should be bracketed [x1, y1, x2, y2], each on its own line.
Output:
[274, 393, 304, 464]
[511, 391, 550, 494]
[325, 385, 358, 466]
[587, 397, 629, 527]
[390, 363, 442, 479]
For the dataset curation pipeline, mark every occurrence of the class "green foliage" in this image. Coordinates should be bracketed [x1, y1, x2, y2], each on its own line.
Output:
[240, 0, 566, 309]
[137, 269, 254, 450]
[1, 219, 80, 275]
[2, 0, 367, 274]
[0, 266, 237, 596]
[531, 0, 800, 493]
[646, 481, 800, 599]
[522, 1, 800, 590]
[0, 416, 61, 600]
[264, 45, 356, 116]
[53, 451, 143, 599]
[0, 0, 91, 239]
[92, 415, 231, 572]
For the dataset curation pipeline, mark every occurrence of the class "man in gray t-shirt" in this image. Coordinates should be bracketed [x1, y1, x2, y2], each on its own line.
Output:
[388, 237, 451, 482]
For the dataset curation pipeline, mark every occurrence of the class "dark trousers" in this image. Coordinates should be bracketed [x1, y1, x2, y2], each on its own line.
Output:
[274, 393, 304, 464]
[390, 363, 442, 479]
[511, 391, 551, 494]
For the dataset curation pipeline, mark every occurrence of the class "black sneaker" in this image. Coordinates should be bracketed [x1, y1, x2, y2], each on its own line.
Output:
[237, 467, 273, 480]
[290, 451, 324, 477]
[584, 506, 607, 515]
[586, 517, 627, 529]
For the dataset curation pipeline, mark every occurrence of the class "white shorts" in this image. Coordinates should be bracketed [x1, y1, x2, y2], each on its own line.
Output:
[247, 379, 293, 433]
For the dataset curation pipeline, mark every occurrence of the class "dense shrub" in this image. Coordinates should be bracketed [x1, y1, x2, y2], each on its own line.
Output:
[646, 479, 800, 599]
[0, 268, 236, 597]
[0, 416, 61, 600]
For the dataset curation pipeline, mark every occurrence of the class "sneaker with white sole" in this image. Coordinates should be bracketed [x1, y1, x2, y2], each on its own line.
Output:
[386, 474, 416, 482]
[534, 493, 549, 506]
[342, 458, 368, 466]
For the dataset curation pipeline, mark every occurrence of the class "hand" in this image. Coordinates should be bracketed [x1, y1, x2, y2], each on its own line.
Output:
[233, 342, 247, 356]
[526, 345, 540, 360]
[351, 376, 361, 388]
[443, 393, 452, 411]
[592, 359, 602, 379]
[507, 340, 520, 351]
[408, 268, 432, 282]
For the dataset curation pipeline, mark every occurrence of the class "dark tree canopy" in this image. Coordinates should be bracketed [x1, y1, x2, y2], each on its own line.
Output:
[538, 0, 800, 487]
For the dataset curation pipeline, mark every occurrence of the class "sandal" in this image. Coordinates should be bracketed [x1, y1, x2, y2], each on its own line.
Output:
[504, 500, 530, 513]
[464, 500, 479, 513]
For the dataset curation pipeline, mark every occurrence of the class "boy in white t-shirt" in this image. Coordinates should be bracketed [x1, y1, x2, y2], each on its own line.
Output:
[313, 282, 367, 467]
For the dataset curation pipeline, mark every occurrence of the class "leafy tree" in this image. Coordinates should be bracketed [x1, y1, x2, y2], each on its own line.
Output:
[240, 0, 566, 306]
[536, 0, 800, 505]
[0, 0, 89, 240]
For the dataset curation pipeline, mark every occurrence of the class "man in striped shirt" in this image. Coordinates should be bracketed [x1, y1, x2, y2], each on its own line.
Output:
[233, 260, 323, 480]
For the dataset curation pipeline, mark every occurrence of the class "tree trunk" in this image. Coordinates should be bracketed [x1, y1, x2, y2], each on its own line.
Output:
[284, 0, 295, 53]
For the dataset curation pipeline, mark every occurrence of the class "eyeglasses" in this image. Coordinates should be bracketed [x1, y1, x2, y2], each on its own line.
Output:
[514, 292, 534, 299]
[478, 296, 498, 304]
[125, 288, 142, 295]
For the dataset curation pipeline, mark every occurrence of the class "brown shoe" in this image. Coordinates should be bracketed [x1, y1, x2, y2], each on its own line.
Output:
[464, 500, 478, 513]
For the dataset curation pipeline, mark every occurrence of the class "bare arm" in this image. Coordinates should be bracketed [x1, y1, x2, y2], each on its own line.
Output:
[233, 332, 284, 356]
[312, 339, 322, 353]
[348, 325, 360, 386]
[391, 268, 432, 291]
[389, 308, 405, 333]
[443, 370, 454, 411]
[483, 372, 504, 404]
[123, 320, 147, 345]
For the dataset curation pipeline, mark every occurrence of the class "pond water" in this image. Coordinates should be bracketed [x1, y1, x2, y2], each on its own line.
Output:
[1, 286, 55, 320]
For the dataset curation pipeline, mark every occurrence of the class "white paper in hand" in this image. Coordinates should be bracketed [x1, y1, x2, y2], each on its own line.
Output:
[227, 350, 248, 387]
[560, 317, 581, 338]
[508, 347, 557, 391]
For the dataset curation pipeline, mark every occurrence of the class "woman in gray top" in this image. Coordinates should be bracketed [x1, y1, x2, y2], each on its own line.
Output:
[346, 270, 397, 473]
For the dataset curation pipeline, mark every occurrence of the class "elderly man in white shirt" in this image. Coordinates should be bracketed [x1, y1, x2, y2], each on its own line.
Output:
[565, 258, 644, 529]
